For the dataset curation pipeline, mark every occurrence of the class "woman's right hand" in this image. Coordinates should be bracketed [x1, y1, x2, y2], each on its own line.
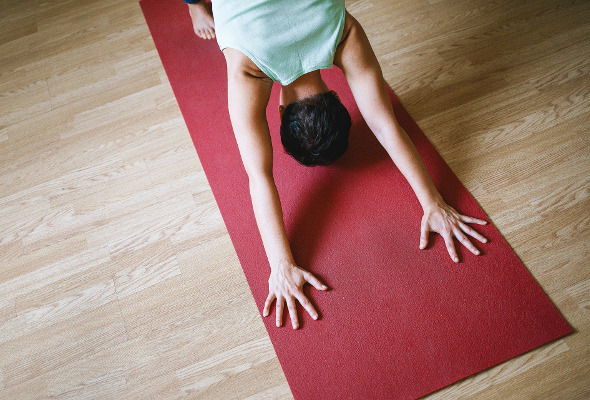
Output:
[263, 261, 328, 329]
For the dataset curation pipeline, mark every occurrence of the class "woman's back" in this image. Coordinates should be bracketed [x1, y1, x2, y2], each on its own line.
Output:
[213, 0, 346, 85]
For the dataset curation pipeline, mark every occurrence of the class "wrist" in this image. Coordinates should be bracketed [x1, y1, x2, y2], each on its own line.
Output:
[270, 257, 295, 272]
[420, 193, 445, 213]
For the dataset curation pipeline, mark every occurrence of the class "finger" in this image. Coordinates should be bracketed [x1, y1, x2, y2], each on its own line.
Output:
[420, 218, 429, 249]
[263, 292, 275, 317]
[442, 231, 459, 263]
[286, 297, 299, 329]
[294, 291, 319, 320]
[453, 227, 480, 256]
[460, 214, 487, 225]
[276, 297, 284, 327]
[458, 221, 488, 243]
[304, 272, 328, 291]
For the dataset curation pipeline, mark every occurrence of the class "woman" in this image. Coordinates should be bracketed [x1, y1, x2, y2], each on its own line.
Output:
[183, 0, 488, 329]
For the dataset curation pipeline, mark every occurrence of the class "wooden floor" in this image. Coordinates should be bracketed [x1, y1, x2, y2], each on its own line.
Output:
[1, 0, 589, 398]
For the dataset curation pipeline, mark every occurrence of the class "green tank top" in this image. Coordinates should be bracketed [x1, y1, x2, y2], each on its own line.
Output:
[213, 0, 346, 85]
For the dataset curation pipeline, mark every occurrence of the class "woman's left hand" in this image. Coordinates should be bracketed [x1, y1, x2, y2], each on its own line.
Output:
[420, 201, 488, 262]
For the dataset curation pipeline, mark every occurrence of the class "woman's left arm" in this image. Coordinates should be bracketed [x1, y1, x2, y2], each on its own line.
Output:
[334, 12, 487, 262]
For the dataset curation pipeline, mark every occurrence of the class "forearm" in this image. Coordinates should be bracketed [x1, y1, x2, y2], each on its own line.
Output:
[360, 72, 443, 210]
[376, 120, 443, 211]
[249, 174, 295, 269]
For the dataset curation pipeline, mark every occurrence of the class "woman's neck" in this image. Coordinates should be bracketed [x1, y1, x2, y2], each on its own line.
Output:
[280, 70, 329, 106]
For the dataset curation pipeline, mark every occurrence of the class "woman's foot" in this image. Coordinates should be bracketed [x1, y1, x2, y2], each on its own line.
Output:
[188, 2, 215, 39]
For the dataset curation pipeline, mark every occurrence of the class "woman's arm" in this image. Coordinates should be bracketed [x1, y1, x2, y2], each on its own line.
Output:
[224, 50, 327, 329]
[334, 13, 487, 262]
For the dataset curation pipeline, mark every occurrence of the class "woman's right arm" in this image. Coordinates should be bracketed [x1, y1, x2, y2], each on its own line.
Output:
[224, 50, 328, 329]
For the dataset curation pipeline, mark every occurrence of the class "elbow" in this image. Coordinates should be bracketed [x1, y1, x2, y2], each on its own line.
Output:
[369, 119, 392, 145]
[372, 114, 403, 138]
[243, 162, 273, 189]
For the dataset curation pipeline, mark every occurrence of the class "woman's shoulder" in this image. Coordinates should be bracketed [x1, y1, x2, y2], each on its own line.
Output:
[223, 48, 271, 81]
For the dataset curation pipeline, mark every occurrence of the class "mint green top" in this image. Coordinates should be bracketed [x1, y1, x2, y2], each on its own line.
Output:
[213, 0, 346, 85]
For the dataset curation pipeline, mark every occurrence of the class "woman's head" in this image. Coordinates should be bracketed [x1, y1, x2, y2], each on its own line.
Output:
[280, 91, 351, 166]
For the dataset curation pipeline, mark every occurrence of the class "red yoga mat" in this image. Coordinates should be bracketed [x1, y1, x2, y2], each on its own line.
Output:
[140, 1, 573, 398]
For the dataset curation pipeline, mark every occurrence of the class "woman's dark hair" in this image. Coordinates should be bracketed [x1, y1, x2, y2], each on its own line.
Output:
[280, 91, 351, 166]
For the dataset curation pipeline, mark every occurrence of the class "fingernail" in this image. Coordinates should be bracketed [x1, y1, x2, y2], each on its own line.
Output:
[293, 324, 298, 329]
[475, 250, 480, 255]
[321, 285, 327, 290]
[313, 314, 318, 320]
[483, 239, 488, 243]
[454, 257, 459, 262]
